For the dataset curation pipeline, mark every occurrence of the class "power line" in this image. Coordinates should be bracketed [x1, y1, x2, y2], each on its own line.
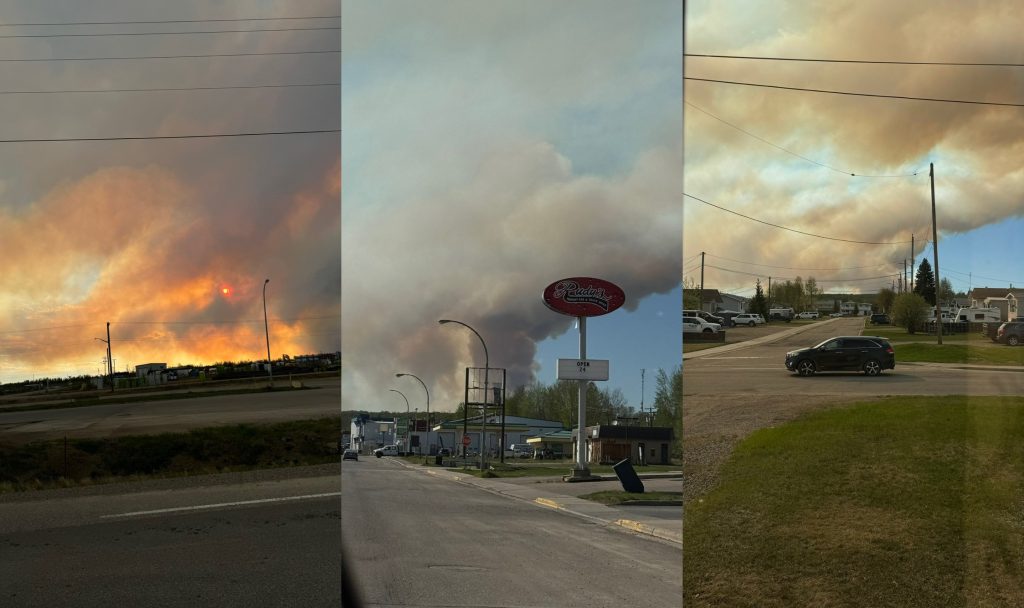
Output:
[685, 101, 921, 177]
[706, 263, 896, 283]
[0, 50, 339, 63]
[686, 54, 1024, 67]
[0, 26, 340, 39]
[686, 77, 1024, 108]
[703, 252, 903, 272]
[0, 16, 339, 27]
[684, 193, 912, 245]
[0, 82, 338, 95]
[943, 267, 1022, 286]
[0, 128, 338, 143]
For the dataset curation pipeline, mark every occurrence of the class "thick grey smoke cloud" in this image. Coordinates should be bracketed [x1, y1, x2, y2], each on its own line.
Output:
[685, 0, 1024, 296]
[341, 1, 682, 409]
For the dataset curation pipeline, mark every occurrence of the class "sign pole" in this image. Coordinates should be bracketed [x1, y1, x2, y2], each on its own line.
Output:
[575, 316, 590, 477]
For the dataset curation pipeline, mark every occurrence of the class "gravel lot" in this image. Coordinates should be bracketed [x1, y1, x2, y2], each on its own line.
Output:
[683, 319, 874, 502]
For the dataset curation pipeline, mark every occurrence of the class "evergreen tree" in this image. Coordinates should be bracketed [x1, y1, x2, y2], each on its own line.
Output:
[750, 279, 769, 319]
[913, 258, 936, 305]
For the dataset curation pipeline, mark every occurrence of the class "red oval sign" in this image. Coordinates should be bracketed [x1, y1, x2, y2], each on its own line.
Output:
[542, 277, 625, 317]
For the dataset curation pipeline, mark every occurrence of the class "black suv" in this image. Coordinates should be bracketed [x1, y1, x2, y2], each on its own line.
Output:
[996, 321, 1024, 346]
[869, 313, 890, 325]
[785, 336, 895, 376]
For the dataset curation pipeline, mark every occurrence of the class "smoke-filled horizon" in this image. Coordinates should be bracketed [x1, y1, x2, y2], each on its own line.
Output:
[0, 1, 340, 383]
[685, 0, 1024, 299]
[341, 1, 684, 410]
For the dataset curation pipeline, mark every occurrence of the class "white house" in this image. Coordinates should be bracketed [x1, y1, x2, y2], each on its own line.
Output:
[1006, 289, 1024, 321]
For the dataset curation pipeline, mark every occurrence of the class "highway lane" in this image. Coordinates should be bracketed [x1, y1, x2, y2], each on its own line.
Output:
[342, 457, 682, 608]
[0, 382, 339, 443]
[0, 466, 341, 607]
[684, 318, 1024, 397]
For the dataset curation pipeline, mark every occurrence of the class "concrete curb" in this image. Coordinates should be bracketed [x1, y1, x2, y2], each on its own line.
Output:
[391, 458, 682, 547]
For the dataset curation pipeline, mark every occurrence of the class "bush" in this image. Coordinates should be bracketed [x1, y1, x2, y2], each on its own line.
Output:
[892, 292, 930, 334]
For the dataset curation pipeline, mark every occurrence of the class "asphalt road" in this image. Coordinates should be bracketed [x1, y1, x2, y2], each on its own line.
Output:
[0, 381, 339, 443]
[342, 456, 682, 608]
[0, 466, 341, 607]
[684, 317, 1024, 396]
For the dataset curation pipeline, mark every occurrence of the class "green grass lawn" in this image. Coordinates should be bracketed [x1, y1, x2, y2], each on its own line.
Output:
[580, 490, 683, 505]
[863, 326, 1024, 365]
[684, 396, 1024, 607]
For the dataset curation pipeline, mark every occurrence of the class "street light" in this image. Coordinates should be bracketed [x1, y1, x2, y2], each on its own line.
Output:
[390, 388, 410, 454]
[395, 373, 430, 452]
[262, 278, 273, 387]
[439, 319, 489, 470]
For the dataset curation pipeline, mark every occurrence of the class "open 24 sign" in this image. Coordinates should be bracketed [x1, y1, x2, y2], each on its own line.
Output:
[556, 358, 609, 381]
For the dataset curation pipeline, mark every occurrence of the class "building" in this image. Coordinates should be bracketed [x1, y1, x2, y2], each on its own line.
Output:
[968, 287, 1011, 309]
[572, 424, 675, 466]
[1006, 289, 1024, 321]
[350, 415, 397, 453]
[432, 415, 564, 456]
[716, 292, 749, 313]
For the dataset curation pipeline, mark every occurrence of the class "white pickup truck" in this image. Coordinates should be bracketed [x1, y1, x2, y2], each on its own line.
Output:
[373, 445, 399, 458]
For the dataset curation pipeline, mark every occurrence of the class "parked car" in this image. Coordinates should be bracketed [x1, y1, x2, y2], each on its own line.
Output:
[342, 449, 359, 461]
[505, 444, 535, 458]
[373, 445, 399, 458]
[795, 311, 819, 319]
[733, 313, 766, 327]
[714, 310, 743, 327]
[683, 315, 721, 334]
[869, 313, 891, 325]
[995, 321, 1024, 346]
[785, 336, 895, 376]
[769, 307, 795, 322]
[683, 309, 724, 325]
[829, 312, 843, 318]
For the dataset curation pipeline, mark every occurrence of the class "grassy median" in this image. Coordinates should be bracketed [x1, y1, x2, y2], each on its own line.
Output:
[684, 396, 1024, 607]
[0, 417, 340, 492]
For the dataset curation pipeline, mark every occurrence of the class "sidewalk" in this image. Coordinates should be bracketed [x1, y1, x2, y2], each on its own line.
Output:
[393, 459, 682, 546]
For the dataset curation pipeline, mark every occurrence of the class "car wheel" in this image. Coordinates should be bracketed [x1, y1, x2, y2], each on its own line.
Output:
[748, 321, 756, 327]
[796, 360, 815, 376]
[702, 328, 712, 334]
[1009, 335, 1020, 346]
[862, 359, 882, 376]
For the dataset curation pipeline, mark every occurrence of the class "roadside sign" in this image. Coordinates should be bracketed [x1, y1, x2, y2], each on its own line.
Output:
[542, 277, 625, 317]
[557, 358, 609, 381]
[461, 434, 471, 446]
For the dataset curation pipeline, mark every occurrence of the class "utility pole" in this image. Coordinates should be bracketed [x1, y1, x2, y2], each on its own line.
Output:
[699, 252, 705, 312]
[106, 322, 113, 393]
[930, 163, 942, 345]
[640, 368, 647, 427]
[903, 259, 907, 294]
[767, 276, 772, 310]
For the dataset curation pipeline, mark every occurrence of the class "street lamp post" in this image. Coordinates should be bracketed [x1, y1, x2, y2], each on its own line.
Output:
[439, 319, 489, 471]
[262, 278, 273, 387]
[390, 388, 410, 454]
[396, 373, 430, 453]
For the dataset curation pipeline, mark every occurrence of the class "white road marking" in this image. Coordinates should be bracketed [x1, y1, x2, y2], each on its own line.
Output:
[100, 492, 341, 519]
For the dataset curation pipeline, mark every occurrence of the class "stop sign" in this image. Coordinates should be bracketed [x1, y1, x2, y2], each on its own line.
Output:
[461, 434, 471, 446]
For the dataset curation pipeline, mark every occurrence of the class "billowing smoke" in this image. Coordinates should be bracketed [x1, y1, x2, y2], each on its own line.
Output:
[341, 1, 683, 410]
[0, 2, 339, 381]
[685, 0, 1024, 296]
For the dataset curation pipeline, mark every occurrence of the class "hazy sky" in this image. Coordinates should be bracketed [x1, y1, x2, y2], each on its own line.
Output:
[0, 2, 339, 383]
[685, 0, 1024, 300]
[342, 0, 684, 411]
